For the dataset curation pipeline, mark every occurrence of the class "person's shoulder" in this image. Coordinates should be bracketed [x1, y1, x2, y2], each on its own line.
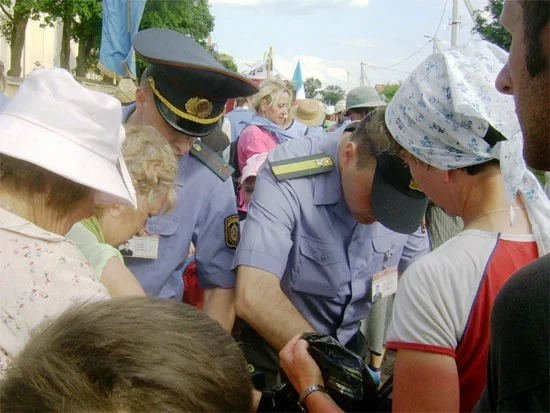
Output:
[189, 140, 233, 182]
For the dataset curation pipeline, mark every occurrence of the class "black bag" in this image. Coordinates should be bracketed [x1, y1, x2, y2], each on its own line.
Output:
[259, 333, 393, 412]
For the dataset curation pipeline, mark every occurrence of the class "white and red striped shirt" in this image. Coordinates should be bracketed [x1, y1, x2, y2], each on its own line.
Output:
[387, 230, 539, 411]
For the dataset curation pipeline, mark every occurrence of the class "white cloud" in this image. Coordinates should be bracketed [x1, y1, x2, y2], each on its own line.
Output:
[209, 0, 369, 9]
[337, 37, 379, 48]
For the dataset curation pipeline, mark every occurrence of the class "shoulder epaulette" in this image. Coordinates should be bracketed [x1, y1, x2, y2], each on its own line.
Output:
[270, 153, 335, 181]
[190, 140, 235, 181]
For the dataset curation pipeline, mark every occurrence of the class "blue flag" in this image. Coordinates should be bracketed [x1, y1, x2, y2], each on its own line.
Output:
[98, 0, 147, 79]
[292, 60, 305, 99]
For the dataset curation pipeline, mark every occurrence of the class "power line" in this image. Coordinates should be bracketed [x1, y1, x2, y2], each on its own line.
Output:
[433, 0, 449, 41]
[366, 40, 432, 70]
[361, 0, 449, 71]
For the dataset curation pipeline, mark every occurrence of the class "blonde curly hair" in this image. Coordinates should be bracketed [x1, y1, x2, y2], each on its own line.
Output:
[252, 76, 292, 114]
[122, 126, 177, 213]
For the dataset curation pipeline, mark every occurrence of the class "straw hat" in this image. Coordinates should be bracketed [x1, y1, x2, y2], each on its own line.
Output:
[114, 78, 137, 104]
[324, 105, 335, 116]
[335, 99, 346, 114]
[290, 99, 325, 126]
[0, 68, 137, 207]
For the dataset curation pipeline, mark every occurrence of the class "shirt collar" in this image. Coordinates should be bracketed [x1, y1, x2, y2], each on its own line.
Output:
[0, 207, 65, 242]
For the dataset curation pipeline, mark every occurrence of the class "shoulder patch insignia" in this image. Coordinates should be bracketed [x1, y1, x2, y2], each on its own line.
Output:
[224, 214, 240, 249]
[190, 140, 235, 181]
[270, 153, 335, 181]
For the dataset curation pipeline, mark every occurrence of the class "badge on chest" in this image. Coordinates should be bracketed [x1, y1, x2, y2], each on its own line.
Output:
[371, 265, 398, 302]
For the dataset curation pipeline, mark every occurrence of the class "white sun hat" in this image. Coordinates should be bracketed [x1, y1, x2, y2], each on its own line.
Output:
[0, 68, 137, 207]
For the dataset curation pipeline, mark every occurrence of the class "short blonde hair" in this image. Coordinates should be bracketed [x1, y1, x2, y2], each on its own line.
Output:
[122, 126, 177, 213]
[252, 76, 291, 113]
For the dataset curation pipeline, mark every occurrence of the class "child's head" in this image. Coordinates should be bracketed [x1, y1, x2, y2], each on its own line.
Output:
[0, 297, 253, 412]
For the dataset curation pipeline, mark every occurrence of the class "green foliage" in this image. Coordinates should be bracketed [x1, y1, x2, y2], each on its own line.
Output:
[304, 77, 322, 99]
[137, 0, 215, 76]
[471, 0, 511, 51]
[0, 0, 41, 41]
[529, 167, 547, 187]
[379, 83, 401, 102]
[319, 84, 345, 105]
[139, 0, 214, 43]
[219, 57, 238, 73]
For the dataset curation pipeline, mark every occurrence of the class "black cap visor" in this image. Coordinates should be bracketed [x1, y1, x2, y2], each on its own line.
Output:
[371, 154, 428, 234]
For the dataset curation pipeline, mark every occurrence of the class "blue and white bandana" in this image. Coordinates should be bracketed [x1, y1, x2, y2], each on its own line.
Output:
[385, 40, 550, 254]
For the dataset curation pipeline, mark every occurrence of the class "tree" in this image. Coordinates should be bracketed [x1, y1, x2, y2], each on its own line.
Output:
[304, 77, 321, 99]
[137, 0, 214, 76]
[319, 85, 344, 105]
[471, 0, 511, 51]
[140, 0, 213, 43]
[379, 83, 401, 102]
[38, 0, 102, 73]
[0, 0, 41, 77]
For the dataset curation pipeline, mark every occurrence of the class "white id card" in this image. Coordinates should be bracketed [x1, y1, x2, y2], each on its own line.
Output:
[371, 266, 398, 302]
[119, 235, 159, 259]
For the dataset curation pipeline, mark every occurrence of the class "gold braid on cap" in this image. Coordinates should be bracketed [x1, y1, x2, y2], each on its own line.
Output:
[409, 179, 423, 192]
[148, 77, 224, 125]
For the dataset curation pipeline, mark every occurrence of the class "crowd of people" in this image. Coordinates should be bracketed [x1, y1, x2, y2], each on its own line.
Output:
[0, 1, 548, 411]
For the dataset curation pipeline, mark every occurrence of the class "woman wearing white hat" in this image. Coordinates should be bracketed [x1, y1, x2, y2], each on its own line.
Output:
[0, 68, 137, 377]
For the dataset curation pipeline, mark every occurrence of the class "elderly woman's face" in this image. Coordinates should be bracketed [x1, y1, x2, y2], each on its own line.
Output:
[261, 91, 290, 126]
[112, 192, 167, 246]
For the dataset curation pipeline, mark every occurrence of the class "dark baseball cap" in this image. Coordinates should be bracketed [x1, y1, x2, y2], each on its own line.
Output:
[133, 28, 259, 137]
[371, 152, 428, 234]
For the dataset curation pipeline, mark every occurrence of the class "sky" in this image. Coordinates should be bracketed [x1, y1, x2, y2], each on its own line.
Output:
[208, 0, 491, 92]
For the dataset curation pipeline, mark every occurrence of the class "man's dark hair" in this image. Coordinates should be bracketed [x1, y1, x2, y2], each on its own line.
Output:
[0, 297, 253, 412]
[521, 0, 549, 77]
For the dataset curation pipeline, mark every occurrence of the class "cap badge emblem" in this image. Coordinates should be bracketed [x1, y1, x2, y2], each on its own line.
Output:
[185, 97, 213, 119]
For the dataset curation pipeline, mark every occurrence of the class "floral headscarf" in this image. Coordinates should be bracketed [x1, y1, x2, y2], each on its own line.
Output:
[385, 40, 550, 254]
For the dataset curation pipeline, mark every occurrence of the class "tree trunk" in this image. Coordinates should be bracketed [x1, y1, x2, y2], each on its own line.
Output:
[7, 10, 28, 78]
[59, 13, 71, 70]
[75, 38, 89, 77]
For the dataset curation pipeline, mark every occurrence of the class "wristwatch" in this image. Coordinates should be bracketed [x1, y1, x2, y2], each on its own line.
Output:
[298, 383, 327, 411]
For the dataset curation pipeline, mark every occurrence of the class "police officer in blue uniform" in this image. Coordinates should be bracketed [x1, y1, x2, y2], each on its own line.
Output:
[124, 28, 258, 330]
[234, 113, 430, 387]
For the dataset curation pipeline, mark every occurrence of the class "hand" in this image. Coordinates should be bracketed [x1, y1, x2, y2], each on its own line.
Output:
[279, 334, 323, 395]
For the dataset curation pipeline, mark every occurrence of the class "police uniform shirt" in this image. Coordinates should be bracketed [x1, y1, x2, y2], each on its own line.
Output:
[123, 104, 238, 298]
[235, 131, 429, 344]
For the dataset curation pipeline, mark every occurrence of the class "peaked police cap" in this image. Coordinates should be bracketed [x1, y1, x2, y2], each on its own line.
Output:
[133, 28, 259, 137]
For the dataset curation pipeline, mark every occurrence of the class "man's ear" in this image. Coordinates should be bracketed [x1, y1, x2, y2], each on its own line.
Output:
[339, 139, 358, 170]
[135, 87, 147, 109]
[108, 205, 123, 217]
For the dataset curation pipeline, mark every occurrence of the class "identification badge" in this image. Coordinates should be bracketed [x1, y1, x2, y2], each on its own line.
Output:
[371, 266, 398, 302]
[119, 235, 159, 259]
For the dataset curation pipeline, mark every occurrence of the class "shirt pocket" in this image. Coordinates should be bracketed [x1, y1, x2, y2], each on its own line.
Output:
[291, 236, 346, 298]
[145, 215, 180, 237]
[371, 233, 403, 270]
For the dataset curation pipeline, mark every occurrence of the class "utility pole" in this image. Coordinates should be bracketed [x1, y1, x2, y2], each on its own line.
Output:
[462, 0, 476, 22]
[424, 35, 441, 53]
[451, 0, 459, 47]
[360, 62, 371, 87]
